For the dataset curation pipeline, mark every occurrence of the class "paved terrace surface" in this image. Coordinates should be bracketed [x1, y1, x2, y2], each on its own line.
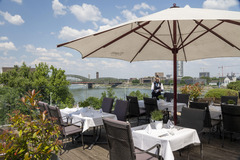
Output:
[59, 119, 240, 160]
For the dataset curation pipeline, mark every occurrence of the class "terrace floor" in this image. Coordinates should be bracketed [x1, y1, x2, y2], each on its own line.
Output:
[59, 119, 240, 160]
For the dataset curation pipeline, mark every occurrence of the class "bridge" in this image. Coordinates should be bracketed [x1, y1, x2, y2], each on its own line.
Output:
[66, 74, 125, 88]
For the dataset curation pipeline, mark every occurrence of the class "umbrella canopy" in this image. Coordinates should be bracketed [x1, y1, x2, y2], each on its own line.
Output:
[58, 5, 240, 124]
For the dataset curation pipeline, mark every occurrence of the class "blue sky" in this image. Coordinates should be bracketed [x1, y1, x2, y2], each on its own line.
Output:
[0, 0, 239, 79]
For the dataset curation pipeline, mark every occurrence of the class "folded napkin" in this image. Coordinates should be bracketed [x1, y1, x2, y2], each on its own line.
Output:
[166, 120, 174, 129]
[144, 124, 153, 134]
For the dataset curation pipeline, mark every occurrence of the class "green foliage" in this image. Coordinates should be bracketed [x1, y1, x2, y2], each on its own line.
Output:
[227, 81, 240, 91]
[132, 79, 140, 84]
[150, 110, 164, 121]
[128, 90, 149, 100]
[227, 99, 236, 104]
[204, 88, 238, 98]
[0, 62, 74, 112]
[79, 97, 101, 109]
[0, 90, 62, 159]
[79, 88, 117, 110]
[180, 83, 203, 100]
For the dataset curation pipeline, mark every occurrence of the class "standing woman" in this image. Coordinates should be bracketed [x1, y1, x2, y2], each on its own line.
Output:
[151, 76, 164, 100]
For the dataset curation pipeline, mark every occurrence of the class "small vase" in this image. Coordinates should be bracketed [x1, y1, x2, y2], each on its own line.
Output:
[155, 120, 163, 130]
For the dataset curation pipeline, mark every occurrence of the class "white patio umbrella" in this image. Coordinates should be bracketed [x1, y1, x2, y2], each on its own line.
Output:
[57, 4, 240, 124]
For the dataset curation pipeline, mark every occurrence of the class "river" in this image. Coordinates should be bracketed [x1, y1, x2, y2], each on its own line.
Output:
[69, 84, 152, 102]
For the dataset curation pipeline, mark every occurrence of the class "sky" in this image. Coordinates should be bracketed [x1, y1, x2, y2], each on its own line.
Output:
[0, 0, 239, 79]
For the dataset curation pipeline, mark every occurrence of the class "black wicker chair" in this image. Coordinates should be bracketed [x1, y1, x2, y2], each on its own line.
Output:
[221, 104, 240, 147]
[126, 96, 146, 125]
[101, 97, 114, 113]
[178, 107, 206, 160]
[143, 97, 158, 122]
[103, 118, 161, 160]
[221, 96, 238, 105]
[48, 105, 84, 148]
[177, 94, 190, 106]
[113, 100, 129, 121]
[163, 92, 174, 102]
[189, 102, 221, 143]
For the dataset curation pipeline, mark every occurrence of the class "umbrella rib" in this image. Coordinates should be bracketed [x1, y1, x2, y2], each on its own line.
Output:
[130, 21, 165, 62]
[134, 31, 170, 50]
[178, 20, 203, 49]
[220, 20, 240, 26]
[141, 26, 172, 50]
[82, 21, 150, 59]
[177, 21, 187, 62]
[167, 20, 174, 47]
[179, 21, 224, 50]
[195, 20, 240, 50]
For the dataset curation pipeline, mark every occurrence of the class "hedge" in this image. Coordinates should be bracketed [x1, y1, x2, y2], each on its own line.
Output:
[204, 88, 238, 99]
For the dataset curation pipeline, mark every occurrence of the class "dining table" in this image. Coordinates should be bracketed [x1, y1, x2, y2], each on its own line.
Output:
[131, 123, 200, 160]
[138, 99, 187, 113]
[60, 107, 117, 149]
[60, 107, 117, 132]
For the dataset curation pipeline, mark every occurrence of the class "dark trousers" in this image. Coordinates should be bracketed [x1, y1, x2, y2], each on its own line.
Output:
[152, 91, 161, 100]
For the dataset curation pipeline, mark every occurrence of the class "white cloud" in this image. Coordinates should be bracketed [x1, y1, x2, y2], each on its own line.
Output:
[86, 63, 95, 67]
[69, 4, 102, 22]
[11, 0, 22, 4]
[58, 26, 95, 41]
[132, 3, 155, 11]
[52, 0, 67, 16]
[0, 21, 5, 25]
[0, 11, 24, 25]
[115, 5, 127, 9]
[121, 10, 137, 21]
[139, 11, 149, 16]
[0, 36, 8, 41]
[0, 42, 17, 51]
[64, 52, 73, 57]
[203, 0, 238, 10]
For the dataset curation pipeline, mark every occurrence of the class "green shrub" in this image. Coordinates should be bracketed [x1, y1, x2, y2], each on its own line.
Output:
[227, 81, 240, 91]
[150, 110, 164, 121]
[128, 90, 149, 100]
[0, 90, 61, 159]
[79, 97, 101, 109]
[204, 88, 238, 98]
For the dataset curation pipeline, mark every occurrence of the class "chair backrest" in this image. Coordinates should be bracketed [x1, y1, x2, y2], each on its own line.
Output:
[37, 101, 48, 113]
[189, 102, 211, 128]
[113, 100, 129, 121]
[221, 104, 240, 133]
[221, 96, 238, 105]
[143, 97, 158, 117]
[126, 96, 140, 117]
[48, 105, 64, 126]
[101, 97, 114, 113]
[163, 92, 174, 102]
[177, 94, 190, 106]
[179, 107, 206, 134]
[103, 118, 136, 160]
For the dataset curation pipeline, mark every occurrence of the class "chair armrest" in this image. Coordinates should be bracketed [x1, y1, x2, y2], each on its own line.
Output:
[135, 144, 161, 158]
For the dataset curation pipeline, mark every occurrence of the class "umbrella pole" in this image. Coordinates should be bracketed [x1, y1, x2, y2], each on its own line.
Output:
[173, 20, 178, 125]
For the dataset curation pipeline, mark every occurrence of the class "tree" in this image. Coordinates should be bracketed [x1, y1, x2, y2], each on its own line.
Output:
[0, 62, 74, 111]
[227, 81, 240, 91]
[132, 79, 140, 84]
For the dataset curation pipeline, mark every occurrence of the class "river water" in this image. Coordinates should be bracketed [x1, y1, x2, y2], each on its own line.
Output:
[69, 84, 152, 102]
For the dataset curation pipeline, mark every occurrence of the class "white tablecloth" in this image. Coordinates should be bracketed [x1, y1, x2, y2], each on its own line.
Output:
[138, 99, 187, 113]
[60, 107, 117, 132]
[209, 105, 221, 119]
[131, 124, 200, 160]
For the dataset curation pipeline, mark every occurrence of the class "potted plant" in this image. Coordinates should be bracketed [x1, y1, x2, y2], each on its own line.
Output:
[180, 82, 203, 101]
[0, 90, 62, 160]
[151, 110, 164, 130]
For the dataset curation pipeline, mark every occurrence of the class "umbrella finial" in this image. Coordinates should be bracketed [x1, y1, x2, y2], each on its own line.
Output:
[170, 3, 179, 8]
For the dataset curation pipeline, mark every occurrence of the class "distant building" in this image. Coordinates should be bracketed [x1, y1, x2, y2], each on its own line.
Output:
[209, 80, 218, 86]
[177, 61, 183, 78]
[199, 72, 210, 78]
[2, 67, 35, 73]
[222, 73, 237, 87]
[139, 77, 154, 84]
[166, 74, 172, 79]
[96, 72, 99, 79]
[88, 74, 90, 79]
